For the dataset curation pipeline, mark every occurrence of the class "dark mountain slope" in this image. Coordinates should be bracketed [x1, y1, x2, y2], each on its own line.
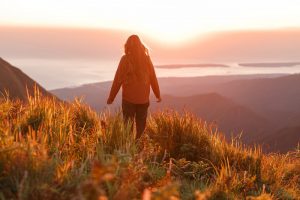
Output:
[0, 57, 54, 101]
[152, 93, 268, 141]
[262, 126, 300, 152]
[215, 74, 300, 113]
[51, 74, 283, 111]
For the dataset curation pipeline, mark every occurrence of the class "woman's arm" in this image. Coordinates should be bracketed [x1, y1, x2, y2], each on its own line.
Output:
[107, 56, 126, 104]
[148, 57, 161, 102]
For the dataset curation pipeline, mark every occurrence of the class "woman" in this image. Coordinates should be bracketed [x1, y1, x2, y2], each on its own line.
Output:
[107, 35, 161, 139]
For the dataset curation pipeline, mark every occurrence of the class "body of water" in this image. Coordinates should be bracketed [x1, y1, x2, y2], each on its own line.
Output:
[8, 58, 300, 90]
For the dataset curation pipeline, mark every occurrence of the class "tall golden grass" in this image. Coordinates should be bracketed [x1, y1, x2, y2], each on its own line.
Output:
[0, 90, 299, 199]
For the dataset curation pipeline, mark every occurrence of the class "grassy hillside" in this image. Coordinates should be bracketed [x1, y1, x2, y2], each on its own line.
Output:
[0, 92, 299, 200]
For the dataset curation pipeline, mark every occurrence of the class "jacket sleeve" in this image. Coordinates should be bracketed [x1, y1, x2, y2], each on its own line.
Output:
[148, 57, 161, 99]
[108, 56, 126, 101]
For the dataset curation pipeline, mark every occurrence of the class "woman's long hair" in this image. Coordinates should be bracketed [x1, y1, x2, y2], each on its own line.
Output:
[124, 35, 150, 83]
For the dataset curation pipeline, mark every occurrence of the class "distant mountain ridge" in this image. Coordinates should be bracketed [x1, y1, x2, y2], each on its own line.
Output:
[152, 93, 268, 141]
[51, 74, 300, 152]
[263, 126, 300, 152]
[0, 57, 53, 101]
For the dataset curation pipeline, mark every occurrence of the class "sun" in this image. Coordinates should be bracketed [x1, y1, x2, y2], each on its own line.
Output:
[1, 0, 300, 45]
[134, 23, 208, 45]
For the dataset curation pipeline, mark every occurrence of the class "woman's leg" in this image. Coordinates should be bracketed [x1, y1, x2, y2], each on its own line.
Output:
[122, 100, 135, 131]
[135, 102, 149, 139]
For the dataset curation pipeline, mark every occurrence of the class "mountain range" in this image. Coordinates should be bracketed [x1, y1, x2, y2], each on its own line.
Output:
[0, 57, 299, 152]
[51, 73, 300, 152]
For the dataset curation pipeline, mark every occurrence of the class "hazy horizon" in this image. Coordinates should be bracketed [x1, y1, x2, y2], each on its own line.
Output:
[1, 26, 300, 89]
[3, 57, 300, 90]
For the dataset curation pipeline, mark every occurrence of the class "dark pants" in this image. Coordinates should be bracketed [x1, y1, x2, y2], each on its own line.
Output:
[122, 99, 149, 139]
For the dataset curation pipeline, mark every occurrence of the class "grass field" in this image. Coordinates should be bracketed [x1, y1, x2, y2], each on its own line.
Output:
[0, 90, 299, 199]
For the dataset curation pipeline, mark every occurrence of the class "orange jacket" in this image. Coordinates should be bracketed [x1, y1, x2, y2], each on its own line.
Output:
[108, 55, 160, 104]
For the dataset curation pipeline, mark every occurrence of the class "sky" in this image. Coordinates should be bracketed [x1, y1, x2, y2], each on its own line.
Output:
[1, 0, 300, 44]
[1, 0, 300, 89]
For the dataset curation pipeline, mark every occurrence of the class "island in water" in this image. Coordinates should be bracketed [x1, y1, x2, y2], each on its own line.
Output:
[155, 63, 230, 69]
[239, 62, 300, 67]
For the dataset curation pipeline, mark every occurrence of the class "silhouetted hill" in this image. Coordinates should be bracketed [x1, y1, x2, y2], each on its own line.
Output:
[147, 74, 300, 131]
[152, 93, 268, 141]
[0, 57, 54, 100]
[131, 74, 284, 97]
[263, 126, 300, 152]
[215, 74, 300, 113]
[212, 74, 300, 135]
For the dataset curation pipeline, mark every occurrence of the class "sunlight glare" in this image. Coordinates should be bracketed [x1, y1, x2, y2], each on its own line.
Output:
[1, 0, 300, 44]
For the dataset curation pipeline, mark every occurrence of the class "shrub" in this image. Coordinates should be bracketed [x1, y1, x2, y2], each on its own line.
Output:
[147, 111, 213, 162]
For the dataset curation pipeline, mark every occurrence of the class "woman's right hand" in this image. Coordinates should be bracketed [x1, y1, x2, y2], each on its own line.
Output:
[156, 97, 162, 103]
[107, 98, 113, 105]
